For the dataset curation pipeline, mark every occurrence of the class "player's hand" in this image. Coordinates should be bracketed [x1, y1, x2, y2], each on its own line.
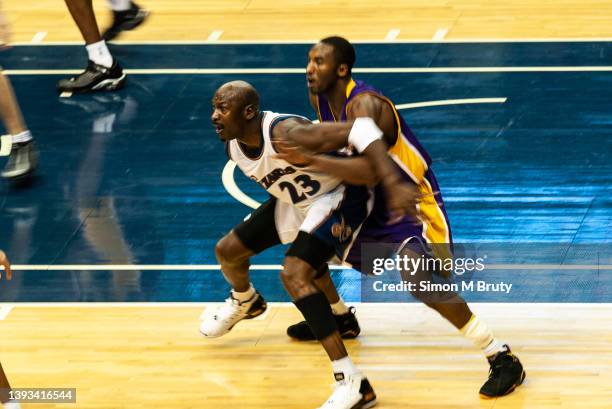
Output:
[0, 250, 11, 280]
[382, 179, 437, 223]
[274, 138, 315, 166]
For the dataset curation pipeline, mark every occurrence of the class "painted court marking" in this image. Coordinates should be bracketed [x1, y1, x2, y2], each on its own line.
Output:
[6, 67, 612, 75]
[385, 29, 401, 41]
[11, 38, 612, 45]
[9, 264, 612, 271]
[207, 30, 224, 42]
[0, 306, 13, 320]
[433, 28, 449, 41]
[30, 32, 48, 43]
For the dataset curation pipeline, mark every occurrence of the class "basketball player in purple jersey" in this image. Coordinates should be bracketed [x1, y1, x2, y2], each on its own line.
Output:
[282, 36, 525, 398]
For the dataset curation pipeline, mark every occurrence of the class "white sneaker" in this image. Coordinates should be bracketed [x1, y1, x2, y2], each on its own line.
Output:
[199, 291, 267, 338]
[318, 372, 377, 409]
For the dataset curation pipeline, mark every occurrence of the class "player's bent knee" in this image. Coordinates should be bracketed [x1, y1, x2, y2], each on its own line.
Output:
[215, 232, 251, 265]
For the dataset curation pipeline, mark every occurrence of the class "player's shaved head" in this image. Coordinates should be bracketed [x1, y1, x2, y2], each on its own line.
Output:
[214, 80, 260, 110]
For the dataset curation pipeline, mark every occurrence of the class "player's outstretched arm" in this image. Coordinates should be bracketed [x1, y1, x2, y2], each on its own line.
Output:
[275, 139, 378, 186]
[280, 118, 355, 153]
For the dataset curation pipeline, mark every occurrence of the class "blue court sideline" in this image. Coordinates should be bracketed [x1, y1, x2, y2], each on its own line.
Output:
[0, 42, 610, 302]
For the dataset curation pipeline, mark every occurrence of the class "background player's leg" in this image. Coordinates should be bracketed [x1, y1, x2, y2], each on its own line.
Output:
[0, 71, 36, 179]
[63, 0, 101, 44]
[58, 1, 125, 93]
[103, 0, 149, 41]
[0, 363, 20, 408]
[0, 73, 26, 135]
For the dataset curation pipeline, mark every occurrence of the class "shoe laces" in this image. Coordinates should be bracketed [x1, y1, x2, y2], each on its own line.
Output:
[324, 380, 349, 405]
[323, 374, 358, 406]
[487, 352, 513, 379]
[214, 295, 251, 321]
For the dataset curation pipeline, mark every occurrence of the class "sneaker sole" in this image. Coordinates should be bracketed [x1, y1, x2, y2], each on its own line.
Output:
[479, 370, 526, 399]
[352, 398, 377, 409]
[59, 74, 127, 94]
[288, 327, 360, 342]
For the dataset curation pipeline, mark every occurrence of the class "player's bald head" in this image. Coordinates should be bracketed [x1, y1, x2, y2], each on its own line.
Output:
[214, 80, 260, 110]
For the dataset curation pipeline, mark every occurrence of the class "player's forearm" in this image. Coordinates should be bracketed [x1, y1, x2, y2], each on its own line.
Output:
[285, 122, 355, 152]
[309, 155, 378, 186]
[361, 140, 404, 189]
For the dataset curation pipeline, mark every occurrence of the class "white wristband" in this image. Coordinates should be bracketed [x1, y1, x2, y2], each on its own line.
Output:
[347, 117, 383, 153]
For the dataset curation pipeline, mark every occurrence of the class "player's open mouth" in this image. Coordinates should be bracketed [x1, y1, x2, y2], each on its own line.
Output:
[214, 125, 224, 134]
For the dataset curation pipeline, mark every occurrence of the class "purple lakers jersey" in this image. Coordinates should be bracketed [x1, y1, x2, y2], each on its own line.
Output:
[314, 79, 452, 247]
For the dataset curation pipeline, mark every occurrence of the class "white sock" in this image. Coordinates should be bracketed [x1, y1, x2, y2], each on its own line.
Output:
[460, 315, 507, 358]
[107, 0, 132, 11]
[86, 40, 113, 68]
[231, 284, 255, 303]
[330, 298, 349, 315]
[4, 401, 22, 409]
[11, 130, 32, 144]
[331, 356, 360, 377]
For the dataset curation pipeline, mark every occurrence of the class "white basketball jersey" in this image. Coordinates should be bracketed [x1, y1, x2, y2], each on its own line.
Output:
[228, 111, 342, 210]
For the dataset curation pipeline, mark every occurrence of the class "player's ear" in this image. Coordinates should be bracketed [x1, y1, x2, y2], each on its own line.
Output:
[337, 63, 349, 78]
[244, 104, 257, 120]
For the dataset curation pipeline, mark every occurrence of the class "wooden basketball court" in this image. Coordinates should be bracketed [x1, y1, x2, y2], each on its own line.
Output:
[1, 1, 611, 408]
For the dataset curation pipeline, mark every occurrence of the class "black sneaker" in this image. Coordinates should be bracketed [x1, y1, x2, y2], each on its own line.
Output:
[287, 306, 361, 341]
[57, 60, 126, 94]
[102, 2, 150, 41]
[480, 345, 526, 398]
[1, 140, 38, 180]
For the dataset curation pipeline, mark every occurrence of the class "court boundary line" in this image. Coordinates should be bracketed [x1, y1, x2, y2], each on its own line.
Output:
[0, 302, 610, 307]
[9, 264, 612, 270]
[9, 38, 612, 45]
[6, 67, 612, 75]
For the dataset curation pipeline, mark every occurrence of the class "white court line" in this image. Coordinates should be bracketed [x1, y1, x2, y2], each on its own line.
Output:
[385, 29, 401, 41]
[221, 160, 261, 209]
[9, 264, 612, 271]
[0, 306, 13, 320]
[207, 30, 224, 42]
[30, 32, 47, 43]
[9, 38, 612, 45]
[6, 66, 612, 76]
[433, 28, 448, 41]
[2, 302, 610, 307]
[395, 98, 506, 110]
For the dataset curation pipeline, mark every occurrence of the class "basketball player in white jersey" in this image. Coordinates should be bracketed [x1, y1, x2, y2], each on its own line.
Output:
[200, 81, 419, 409]
[0, 250, 20, 409]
